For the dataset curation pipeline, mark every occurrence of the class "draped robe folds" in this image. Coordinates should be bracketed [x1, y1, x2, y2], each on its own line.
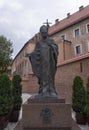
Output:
[29, 37, 58, 96]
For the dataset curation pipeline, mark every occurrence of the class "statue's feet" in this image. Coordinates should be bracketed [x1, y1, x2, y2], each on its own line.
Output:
[38, 91, 58, 98]
[50, 92, 58, 97]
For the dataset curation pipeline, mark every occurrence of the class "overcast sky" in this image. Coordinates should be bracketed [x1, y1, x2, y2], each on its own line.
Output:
[0, 0, 89, 58]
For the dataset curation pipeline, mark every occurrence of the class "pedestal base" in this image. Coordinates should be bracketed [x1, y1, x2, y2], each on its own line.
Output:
[14, 95, 81, 130]
[22, 96, 72, 130]
[14, 119, 81, 130]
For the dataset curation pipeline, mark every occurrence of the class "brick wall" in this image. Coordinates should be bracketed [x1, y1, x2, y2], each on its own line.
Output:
[22, 73, 39, 94]
[55, 57, 89, 103]
[22, 56, 89, 104]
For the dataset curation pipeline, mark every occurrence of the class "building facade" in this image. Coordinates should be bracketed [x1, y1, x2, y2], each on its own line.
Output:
[12, 5, 89, 76]
[49, 5, 89, 58]
[12, 39, 35, 76]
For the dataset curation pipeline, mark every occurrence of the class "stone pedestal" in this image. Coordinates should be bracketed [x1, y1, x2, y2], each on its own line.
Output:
[22, 95, 72, 130]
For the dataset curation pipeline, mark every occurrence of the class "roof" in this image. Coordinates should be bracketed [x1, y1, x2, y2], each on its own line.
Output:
[49, 5, 89, 35]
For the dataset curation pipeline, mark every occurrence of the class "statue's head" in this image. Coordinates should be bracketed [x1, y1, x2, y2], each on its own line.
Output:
[40, 25, 48, 39]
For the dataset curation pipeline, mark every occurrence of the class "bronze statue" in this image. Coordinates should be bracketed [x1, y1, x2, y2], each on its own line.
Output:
[27, 25, 58, 97]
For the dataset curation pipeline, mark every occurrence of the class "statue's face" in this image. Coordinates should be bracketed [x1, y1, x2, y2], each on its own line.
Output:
[40, 26, 48, 39]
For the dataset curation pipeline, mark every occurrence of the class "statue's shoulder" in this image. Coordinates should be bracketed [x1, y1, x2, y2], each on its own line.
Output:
[48, 37, 54, 41]
[48, 37, 56, 45]
[48, 37, 54, 42]
[47, 38, 58, 50]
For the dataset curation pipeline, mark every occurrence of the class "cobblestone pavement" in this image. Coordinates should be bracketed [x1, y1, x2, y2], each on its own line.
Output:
[4, 93, 89, 130]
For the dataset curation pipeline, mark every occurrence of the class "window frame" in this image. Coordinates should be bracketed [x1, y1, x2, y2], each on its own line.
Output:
[60, 34, 66, 40]
[73, 28, 81, 37]
[74, 44, 82, 55]
[86, 23, 89, 33]
[87, 41, 89, 52]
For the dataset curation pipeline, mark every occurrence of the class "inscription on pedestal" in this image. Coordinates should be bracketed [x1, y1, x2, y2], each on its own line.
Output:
[40, 107, 53, 124]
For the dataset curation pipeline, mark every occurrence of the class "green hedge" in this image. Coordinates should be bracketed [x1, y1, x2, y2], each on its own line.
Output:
[12, 75, 22, 111]
[0, 74, 13, 115]
[72, 76, 86, 113]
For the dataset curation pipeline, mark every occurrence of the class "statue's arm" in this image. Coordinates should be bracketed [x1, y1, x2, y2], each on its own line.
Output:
[25, 42, 40, 58]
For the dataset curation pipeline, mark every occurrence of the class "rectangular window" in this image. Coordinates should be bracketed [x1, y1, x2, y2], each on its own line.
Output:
[80, 62, 83, 72]
[75, 44, 82, 55]
[76, 46, 81, 54]
[74, 29, 80, 37]
[87, 42, 89, 51]
[86, 24, 89, 33]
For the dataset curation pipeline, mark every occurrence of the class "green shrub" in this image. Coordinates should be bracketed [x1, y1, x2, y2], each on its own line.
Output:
[12, 75, 22, 111]
[0, 74, 13, 115]
[84, 77, 89, 115]
[72, 76, 86, 113]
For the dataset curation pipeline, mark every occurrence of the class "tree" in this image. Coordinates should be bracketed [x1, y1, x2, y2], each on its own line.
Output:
[9, 74, 22, 122]
[0, 35, 13, 74]
[0, 73, 13, 115]
[72, 76, 86, 113]
[72, 76, 86, 124]
[12, 74, 22, 111]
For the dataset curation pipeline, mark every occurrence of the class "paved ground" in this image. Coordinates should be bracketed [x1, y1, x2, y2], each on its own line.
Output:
[4, 93, 89, 130]
[72, 111, 89, 130]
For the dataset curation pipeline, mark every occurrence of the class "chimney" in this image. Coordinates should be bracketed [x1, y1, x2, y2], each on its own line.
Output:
[55, 19, 59, 24]
[67, 13, 70, 18]
[79, 6, 84, 11]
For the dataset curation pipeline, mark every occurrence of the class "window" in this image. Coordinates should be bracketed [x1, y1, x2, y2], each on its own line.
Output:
[87, 42, 89, 51]
[86, 24, 89, 33]
[74, 28, 80, 37]
[75, 44, 82, 55]
[60, 34, 66, 40]
[80, 62, 83, 72]
[76, 45, 81, 54]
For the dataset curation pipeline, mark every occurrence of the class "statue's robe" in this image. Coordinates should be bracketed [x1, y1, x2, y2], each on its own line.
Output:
[29, 37, 58, 96]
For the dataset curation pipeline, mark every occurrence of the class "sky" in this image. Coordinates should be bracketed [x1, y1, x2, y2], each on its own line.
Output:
[0, 0, 89, 58]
